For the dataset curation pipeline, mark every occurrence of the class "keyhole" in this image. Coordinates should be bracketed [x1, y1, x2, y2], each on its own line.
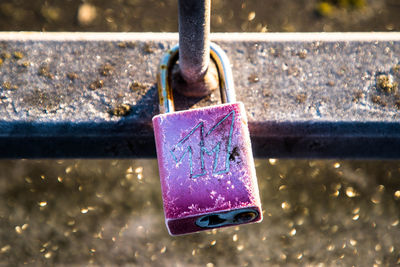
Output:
[200, 214, 226, 226]
[196, 208, 259, 228]
[233, 211, 257, 223]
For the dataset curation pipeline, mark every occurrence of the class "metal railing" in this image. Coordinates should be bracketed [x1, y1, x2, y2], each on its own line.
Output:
[0, 32, 400, 158]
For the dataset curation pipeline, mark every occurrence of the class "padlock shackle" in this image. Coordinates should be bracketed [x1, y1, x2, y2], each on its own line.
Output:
[210, 42, 236, 104]
[157, 42, 236, 114]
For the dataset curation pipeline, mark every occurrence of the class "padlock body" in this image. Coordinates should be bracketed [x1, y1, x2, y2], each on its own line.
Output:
[152, 102, 262, 235]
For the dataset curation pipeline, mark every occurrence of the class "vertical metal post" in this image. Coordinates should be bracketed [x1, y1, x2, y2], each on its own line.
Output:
[175, 0, 218, 97]
[178, 0, 210, 84]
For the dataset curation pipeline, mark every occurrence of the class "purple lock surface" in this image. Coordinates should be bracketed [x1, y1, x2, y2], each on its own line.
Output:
[153, 102, 262, 235]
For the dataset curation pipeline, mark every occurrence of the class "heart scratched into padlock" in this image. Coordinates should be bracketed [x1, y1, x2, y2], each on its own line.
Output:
[152, 43, 262, 236]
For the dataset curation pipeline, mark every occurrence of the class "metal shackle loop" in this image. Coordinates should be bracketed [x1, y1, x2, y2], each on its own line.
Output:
[157, 42, 236, 114]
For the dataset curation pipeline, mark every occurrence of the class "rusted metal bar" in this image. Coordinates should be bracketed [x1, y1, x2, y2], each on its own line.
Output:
[175, 0, 219, 97]
[178, 0, 210, 84]
[1, 32, 400, 158]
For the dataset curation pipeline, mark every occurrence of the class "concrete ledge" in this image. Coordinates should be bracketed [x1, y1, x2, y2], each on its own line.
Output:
[0, 32, 400, 158]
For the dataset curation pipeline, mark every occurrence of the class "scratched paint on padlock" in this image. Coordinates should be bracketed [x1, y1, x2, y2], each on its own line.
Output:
[153, 42, 262, 235]
[153, 103, 261, 225]
[170, 110, 235, 178]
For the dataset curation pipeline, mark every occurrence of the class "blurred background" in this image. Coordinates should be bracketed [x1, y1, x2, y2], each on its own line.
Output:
[1, 0, 400, 266]
[0, 0, 399, 32]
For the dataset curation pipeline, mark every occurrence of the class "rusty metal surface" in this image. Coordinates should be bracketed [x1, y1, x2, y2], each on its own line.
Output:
[175, 0, 219, 97]
[0, 32, 400, 158]
[178, 0, 210, 83]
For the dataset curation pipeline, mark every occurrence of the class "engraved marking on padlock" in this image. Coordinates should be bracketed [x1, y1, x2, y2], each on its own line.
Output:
[170, 110, 235, 178]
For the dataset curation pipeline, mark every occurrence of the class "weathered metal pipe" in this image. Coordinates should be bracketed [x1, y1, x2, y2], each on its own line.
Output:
[175, 0, 219, 97]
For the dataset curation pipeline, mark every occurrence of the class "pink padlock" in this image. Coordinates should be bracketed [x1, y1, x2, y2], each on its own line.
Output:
[153, 43, 262, 235]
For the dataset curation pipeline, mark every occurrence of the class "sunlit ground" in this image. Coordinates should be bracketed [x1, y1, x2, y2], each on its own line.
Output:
[0, 159, 399, 265]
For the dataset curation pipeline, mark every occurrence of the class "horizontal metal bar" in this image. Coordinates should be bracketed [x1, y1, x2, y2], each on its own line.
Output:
[1, 32, 400, 158]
